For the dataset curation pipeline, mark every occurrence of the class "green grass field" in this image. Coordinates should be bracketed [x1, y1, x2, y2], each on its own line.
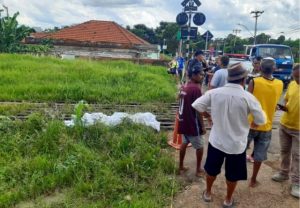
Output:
[0, 114, 179, 207]
[0, 54, 180, 207]
[0, 54, 177, 104]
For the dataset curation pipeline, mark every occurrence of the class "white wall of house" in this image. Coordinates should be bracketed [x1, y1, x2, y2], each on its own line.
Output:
[52, 45, 159, 60]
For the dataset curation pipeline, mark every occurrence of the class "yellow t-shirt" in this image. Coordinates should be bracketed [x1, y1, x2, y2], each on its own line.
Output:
[249, 77, 283, 131]
[170, 60, 178, 68]
[280, 81, 300, 130]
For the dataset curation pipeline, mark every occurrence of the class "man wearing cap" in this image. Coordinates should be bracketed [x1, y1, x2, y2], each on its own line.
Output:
[189, 51, 208, 73]
[182, 50, 207, 84]
[247, 58, 283, 188]
[178, 63, 206, 177]
[209, 56, 230, 89]
[192, 63, 266, 207]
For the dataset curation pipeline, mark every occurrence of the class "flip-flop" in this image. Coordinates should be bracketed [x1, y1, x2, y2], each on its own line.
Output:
[246, 155, 254, 163]
[202, 190, 212, 202]
[249, 180, 261, 188]
[195, 170, 205, 177]
[178, 167, 189, 175]
[223, 198, 235, 208]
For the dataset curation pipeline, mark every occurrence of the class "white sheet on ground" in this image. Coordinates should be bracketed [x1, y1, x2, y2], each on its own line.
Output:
[64, 112, 160, 131]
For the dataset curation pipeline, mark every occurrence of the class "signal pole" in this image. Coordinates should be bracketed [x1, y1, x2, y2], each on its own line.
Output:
[186, 1, 192, 58]
[251, 10, 264, 45]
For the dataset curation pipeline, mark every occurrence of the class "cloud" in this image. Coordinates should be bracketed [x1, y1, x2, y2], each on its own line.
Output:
[80, 0, 141, 7]
[0, 0, 299, 39]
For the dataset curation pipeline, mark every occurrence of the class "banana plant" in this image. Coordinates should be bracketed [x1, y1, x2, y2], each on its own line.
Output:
[0, 11, 33, 52]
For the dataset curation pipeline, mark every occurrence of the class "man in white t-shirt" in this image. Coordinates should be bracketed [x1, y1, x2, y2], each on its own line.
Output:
[192, 63, 266, 207]
[209, 56, 229, 89]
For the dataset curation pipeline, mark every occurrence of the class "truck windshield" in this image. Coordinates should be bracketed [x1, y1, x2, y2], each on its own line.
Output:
[258, 47, 292, 59]
[259, 47, 292, 59]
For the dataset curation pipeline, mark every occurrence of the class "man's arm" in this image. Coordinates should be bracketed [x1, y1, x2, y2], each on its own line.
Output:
[248, 79, 254, 93]
[192, 92, 211, 113]
[209, 71, 220, 90]
[197, 112, 206, 135]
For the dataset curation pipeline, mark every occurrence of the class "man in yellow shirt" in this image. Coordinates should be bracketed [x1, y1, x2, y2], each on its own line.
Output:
[247, 58, 284, 187]
[272, 64, 300, 198]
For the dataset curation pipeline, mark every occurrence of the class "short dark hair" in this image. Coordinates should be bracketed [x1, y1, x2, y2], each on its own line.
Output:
[293, 64, 300, 71]
[228, 77, 245, 84]
[254, 56, 263, 62]
[194, 50, 204, 57]
[221, 56, 230, 67]
[261, 59, 275, 75]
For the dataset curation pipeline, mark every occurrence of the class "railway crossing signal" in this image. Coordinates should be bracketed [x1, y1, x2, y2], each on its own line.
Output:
[176, 0, 207, 57]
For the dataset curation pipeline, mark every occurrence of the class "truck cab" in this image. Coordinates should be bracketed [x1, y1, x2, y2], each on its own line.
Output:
[248, 44, 294, 85]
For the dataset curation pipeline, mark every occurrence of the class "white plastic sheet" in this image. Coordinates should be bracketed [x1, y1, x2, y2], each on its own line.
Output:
[64, 112, 160, 131]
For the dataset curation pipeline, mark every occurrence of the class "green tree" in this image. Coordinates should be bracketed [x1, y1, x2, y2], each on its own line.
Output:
[255, 33, 271, 44]
[127, 24, 158, 44]
[155, 22, 180, 55]
[277, 35, 286, 44]
[0, 12, 34, 52]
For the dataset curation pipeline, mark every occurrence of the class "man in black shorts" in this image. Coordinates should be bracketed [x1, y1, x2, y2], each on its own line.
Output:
[192, 63, 266, 207]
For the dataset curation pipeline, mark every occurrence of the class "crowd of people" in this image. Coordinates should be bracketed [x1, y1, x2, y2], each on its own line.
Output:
[175, 50, 299, 207]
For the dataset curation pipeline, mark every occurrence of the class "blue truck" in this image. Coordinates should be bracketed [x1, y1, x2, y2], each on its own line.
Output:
[247, 44, 294, 86]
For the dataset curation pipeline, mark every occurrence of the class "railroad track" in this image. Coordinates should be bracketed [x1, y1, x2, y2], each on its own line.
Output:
[0, 102, 282, 131]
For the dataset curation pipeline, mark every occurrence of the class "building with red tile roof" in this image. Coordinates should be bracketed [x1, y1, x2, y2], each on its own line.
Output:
[25, 20, 159, 60]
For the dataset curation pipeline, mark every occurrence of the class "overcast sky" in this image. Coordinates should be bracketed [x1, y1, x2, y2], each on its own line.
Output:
[0, 0, 299, 39]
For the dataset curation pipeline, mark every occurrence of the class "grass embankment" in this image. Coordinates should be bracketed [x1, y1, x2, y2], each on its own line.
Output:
[0, 115, 179, 207]
[0, 54, 177, 103]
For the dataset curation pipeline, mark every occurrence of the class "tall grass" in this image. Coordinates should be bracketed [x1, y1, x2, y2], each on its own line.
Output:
[0, 115, 179, 207]
[0, 54, 177, 103]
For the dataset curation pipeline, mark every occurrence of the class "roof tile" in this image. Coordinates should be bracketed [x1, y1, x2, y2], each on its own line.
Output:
[31, 20, 150, 46]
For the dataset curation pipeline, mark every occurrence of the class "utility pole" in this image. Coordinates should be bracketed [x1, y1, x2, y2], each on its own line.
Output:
[205, 32, 209, 51]
[251, 10, 264, 45]
[232, 29, 241, 53]
[222, 38, 226, 55]
[178, 39, 183, 56]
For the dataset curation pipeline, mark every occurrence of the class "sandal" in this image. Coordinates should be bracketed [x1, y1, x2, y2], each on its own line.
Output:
[195, 169, 205, 177]
[246, 155, 254, 163]
[202, 190, 212, 202]
[223, 198, 235, 208]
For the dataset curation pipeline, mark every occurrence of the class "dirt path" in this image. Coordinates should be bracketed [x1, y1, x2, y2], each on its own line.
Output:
[170, 129, 299, 208]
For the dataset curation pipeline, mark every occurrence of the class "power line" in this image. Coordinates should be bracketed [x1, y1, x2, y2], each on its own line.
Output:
[288, 24, 300, 29]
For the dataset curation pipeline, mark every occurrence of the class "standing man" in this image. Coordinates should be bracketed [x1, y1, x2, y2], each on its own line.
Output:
[189, 50, 208, 70]
[177, 54, 185, 82]
[213, 56, 222, 73]
[209, 56, 230, 89]
[247, 56, 263, 84]
[178, 63, 206, 177]
[272, 64, 300, 198]
[250, 56, 263, 77]
[183, 50, 207, 84]
[192, 63, 266, 207]
[246, 56, 263, 162]
[247, 58, 284, 188]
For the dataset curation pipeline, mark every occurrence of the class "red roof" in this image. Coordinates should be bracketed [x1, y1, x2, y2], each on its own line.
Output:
[31, 20, 150, 46]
